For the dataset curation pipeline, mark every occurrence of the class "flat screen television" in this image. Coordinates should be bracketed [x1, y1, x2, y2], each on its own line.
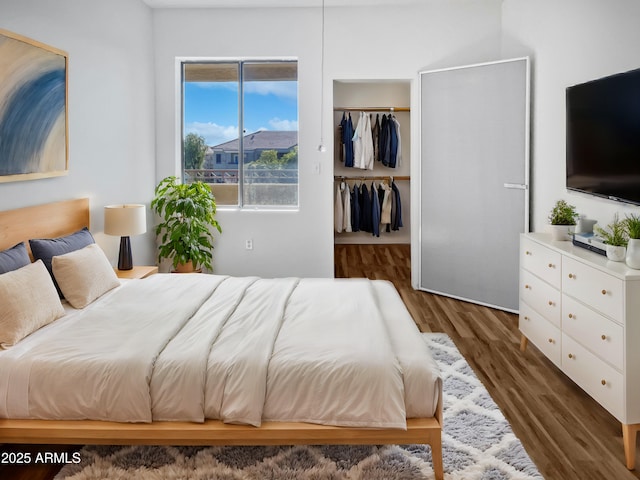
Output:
[566, 67, 640, 205]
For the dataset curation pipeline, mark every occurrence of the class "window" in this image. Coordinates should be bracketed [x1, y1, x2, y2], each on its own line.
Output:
[181, 60, 298, 207]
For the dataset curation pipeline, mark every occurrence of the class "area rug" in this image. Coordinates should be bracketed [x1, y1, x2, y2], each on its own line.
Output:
[55, 333, 543, 479]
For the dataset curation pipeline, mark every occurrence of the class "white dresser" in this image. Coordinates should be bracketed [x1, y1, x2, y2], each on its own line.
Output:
[519, 233, 640, 469]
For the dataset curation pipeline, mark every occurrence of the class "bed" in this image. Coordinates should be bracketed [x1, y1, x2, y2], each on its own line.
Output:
[0, 198, 444, 480]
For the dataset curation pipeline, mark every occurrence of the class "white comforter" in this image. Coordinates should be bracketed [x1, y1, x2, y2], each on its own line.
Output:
[0, 274, 441, 428]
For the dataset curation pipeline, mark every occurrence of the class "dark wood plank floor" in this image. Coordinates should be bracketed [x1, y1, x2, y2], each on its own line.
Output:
[2, 243, 638, 480]
[335, 243, 640, 480]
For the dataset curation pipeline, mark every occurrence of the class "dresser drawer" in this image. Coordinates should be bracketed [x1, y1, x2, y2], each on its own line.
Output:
[562, 294, 624, 370]
[521, 237, 561, 288]
[520, 269, 561, 327]
[562, 256, 624, 323]
[562, 333, 623, 420]
[520, 302, 561, 367]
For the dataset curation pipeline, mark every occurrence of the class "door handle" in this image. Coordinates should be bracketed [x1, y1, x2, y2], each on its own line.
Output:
[503, 183, 528, 190]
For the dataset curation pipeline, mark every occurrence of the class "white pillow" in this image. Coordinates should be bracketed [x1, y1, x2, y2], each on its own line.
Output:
[0, 260, 65, 348]
[52, 244, 121, 309]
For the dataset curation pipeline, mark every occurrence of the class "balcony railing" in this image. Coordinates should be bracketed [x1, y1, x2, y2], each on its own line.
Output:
[185, 169, 298, 184]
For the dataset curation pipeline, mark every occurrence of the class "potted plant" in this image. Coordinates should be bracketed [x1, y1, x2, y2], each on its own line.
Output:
[548, 200, 579, 241]
[594, 214, 627, 262]
[151, 176, 222, 273]
[624, 213, 640, 269]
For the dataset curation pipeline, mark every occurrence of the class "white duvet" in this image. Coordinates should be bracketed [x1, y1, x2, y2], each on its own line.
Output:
[0, 274, 441, 428]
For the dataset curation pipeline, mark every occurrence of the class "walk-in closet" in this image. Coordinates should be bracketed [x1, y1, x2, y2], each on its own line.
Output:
[333, 80, 411, 252]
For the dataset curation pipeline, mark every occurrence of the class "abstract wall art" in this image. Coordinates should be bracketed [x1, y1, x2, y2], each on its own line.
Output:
[0, 29, 68, 183]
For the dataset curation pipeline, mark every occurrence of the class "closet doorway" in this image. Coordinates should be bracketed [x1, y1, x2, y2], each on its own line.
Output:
[417, 58, 530, 312]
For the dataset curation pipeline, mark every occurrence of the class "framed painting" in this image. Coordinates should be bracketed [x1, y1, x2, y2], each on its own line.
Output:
[0, 29, 68, 183]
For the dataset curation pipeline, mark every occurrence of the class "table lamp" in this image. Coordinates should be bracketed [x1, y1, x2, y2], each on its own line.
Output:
[104, 204, 146, 270]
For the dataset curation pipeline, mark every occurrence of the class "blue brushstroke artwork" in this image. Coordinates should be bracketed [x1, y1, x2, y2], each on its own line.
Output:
[0, 31, 67, 180]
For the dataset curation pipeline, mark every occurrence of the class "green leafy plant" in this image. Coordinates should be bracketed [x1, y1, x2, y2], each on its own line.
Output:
[625, 213, 640, 240]
[548, 200, 579, 225]
[151, 176, 222, 271]
[595, 214, 628, 247]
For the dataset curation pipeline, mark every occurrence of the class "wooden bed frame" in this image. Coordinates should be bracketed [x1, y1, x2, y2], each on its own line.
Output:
[0, 198, 444, 480]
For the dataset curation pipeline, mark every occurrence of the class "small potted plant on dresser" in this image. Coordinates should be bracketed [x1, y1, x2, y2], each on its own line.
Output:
[151, 176, 222, 273]
[594, 214, 628, 262]
[548, 200, 579, 241]
[624, 213, 640, 269]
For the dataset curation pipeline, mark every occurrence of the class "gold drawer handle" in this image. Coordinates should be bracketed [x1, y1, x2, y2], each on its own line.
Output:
[525, 284, 531, 289]
[601, 289, 607, 295]
[548, 300, 554, 306]
[548, 263, 554, 268]
[568, 353, 574, 359]
[601, 379, 607, 386]
[548, 338, 554, 344]
[523, 316, 530, 321]
[601, 334, 607, 341]
[568, 273, 575, 279]
[568, 313, 574, 319]
[525, 250, 531, 255]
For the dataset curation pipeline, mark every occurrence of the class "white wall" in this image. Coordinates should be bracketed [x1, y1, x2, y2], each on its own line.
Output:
[152, 1, 503, 277]
[0, 0, 157, 266]
[502, 0, 640, 232]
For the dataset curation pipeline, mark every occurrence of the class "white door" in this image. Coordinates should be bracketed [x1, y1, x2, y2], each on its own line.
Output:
[418, 58, 529, 312]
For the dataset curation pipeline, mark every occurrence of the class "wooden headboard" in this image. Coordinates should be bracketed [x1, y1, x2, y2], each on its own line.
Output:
[0, 198, 90, 255]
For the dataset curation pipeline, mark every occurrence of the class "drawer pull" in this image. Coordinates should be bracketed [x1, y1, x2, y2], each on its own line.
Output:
[523, 316, 530, 321]
[548, 263, 554, 268]
[568, 353, 574, 359]
[525, 284, 531, 289]
[548, 338, 554, 344]
[601, 289, 607, 295]
[525, 250, 531, 255]
[568, 273, 575, 279]
[601, 334, 607, 341]
[548, 300, 554, 306]
[601, 379, 607, 386]
[568, 313, 574, 319]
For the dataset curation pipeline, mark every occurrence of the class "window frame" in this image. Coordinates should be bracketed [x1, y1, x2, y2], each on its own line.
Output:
[177, 57, 299, 210]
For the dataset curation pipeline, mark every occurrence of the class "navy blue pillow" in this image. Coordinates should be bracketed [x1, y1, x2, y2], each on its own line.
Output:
[0, 242, 31, 274]
[29, 227, 95, 296]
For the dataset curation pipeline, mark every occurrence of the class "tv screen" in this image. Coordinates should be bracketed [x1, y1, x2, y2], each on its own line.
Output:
[566, 67, 640, 205]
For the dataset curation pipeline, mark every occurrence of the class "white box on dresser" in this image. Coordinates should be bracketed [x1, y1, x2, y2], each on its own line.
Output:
[519, 233, 640, 470]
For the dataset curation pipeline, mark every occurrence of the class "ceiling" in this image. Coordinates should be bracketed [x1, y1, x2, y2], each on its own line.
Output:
[142, 0, 424, 8]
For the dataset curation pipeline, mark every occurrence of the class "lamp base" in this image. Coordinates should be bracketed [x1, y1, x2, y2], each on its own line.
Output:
[118, 236, 133, 270]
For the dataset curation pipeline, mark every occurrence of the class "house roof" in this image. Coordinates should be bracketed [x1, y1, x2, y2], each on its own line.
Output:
[212, 130, 298, 151]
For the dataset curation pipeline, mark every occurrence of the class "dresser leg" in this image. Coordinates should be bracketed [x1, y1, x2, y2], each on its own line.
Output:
[622, 423, 639, 469]
[519, 334, 528, 352]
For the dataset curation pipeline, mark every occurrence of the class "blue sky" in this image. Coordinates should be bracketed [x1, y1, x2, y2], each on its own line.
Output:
[184, 81, 298, 147]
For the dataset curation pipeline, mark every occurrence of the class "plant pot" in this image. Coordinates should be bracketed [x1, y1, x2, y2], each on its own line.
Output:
[626, 239, 640, 269]
[172, 261, 202, 273]
[606, 245, 626, 262]
[548, 224, 575, 241]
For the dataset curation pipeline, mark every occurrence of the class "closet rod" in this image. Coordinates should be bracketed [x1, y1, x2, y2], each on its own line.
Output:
[333, 107, 410, 112]
[334, 175, 410, 181]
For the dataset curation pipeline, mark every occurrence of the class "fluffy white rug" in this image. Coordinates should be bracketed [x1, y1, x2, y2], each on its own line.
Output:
[55, 333, 542, 479]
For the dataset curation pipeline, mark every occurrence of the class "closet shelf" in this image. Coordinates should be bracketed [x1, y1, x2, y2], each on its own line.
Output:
[334, 175, 410, 181]
[333, 107, 410, 112]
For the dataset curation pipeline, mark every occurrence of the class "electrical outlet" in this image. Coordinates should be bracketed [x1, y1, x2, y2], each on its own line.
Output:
[245, 239, 253, 250]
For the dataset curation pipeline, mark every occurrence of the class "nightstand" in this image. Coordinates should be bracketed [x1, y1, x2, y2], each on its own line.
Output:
[115, 265, 158, 279]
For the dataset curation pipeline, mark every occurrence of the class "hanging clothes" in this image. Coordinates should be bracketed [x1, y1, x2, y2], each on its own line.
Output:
[371, 114, 380, 163]
[371, 182, 381, 237]
[352, 112, 374, 170]
[334, 182, 344, 233]
[391, 180, 403, 231]
[390, 115, 402, 168]
[350, 183, 361, 232]
[359, 183, 372, 233]
[379, 181, 392, 231]
[342, 183, 352, 232]
[379, 114, 390, 166]
[340, 113, 355, 168]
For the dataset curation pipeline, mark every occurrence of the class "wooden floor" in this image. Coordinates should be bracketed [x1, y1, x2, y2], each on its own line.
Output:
[2, 243, 639, 480]
[335, 243, 640, 480]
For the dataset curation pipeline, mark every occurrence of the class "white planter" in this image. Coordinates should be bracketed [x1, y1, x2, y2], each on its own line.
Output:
[548, 224, 576, 241]
[606, 245, 626, 262]
[626, 239, 640, 269]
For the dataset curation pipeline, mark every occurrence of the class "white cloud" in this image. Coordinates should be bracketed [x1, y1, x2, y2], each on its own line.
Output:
[185, 121, 238, 146]
[244, 81, 297, 100]
[268, 117, 298, 131]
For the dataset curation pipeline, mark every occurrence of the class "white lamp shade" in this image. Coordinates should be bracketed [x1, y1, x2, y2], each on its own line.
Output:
[104, 204, 147, 237]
